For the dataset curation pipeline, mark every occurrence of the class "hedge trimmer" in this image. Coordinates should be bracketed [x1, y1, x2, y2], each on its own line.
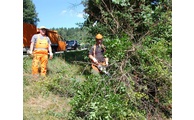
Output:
[95, 63, 110, 76]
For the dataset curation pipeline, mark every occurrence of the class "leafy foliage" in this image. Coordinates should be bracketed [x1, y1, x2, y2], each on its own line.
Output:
[68, 0, 172, 119]
[68, 76, 146, 120]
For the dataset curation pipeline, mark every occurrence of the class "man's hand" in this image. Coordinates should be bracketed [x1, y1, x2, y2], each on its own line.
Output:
[105, 62, 108, 66]
[49, 52, 53, 59]
[105, 58, 109, 66]
[92, 57, 98, 63]
[28, 50, 33, 55]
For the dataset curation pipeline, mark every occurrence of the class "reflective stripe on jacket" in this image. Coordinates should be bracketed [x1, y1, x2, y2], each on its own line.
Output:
[35, 35, 49, 50]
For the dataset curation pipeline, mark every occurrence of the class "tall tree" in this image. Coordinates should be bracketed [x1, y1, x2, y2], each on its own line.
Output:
[23, 0, 39, 26]
[83, 0, 171, 40]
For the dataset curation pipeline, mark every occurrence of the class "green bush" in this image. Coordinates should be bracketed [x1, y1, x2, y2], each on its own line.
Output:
[68, 75, 146, 120]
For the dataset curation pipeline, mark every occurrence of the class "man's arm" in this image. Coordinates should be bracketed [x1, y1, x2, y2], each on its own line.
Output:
[29, 34, 36, 54]
[89, 46, 98, 63]
[47, 37, 53, 59]
[89, 54, 98, 64]
[29, 42, 34, 54]
[48, 44, 53, 59]
[48, 44, 52, 54]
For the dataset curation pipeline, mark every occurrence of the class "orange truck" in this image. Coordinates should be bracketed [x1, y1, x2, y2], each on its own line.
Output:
[23, 23, 67, 54]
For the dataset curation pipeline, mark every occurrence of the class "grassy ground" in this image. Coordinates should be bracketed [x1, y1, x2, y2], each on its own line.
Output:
[23, 50, 90, 120]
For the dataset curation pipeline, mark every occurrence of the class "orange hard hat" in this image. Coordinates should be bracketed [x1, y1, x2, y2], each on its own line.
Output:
[95, 34, 103, 40]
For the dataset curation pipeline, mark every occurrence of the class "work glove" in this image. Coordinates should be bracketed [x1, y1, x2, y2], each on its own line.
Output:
[27, 50, 33, 58]
[105, 62, 108, 66]
[28, 50, 33, 55]
[49, 52, 53, 59]
[92, 57, 98, 63]
[105, 58, 109, 66]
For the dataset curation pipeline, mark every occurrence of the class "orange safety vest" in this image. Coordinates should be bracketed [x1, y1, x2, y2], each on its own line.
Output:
[33, 35, 49, 54]
[35, 35, 49, 50]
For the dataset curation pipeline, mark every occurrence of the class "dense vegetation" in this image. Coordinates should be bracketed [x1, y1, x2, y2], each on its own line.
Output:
[23, 0, 172, 119]
[68, 0, 172, 119]
[23, 53, 87, 120]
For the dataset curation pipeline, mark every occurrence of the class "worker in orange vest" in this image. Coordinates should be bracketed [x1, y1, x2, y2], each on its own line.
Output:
[89, 34, 109, 75]
[28, 26, 53, 77]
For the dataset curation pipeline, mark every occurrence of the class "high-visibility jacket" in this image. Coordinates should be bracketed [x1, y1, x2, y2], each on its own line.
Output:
[33, 35, 49, 54]
[35, 35, 49, 50]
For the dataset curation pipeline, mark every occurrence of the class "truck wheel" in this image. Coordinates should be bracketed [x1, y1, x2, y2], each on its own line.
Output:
[52, 48, 56, 53]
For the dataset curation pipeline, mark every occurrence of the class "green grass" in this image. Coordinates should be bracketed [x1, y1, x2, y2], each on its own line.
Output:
[23, 50, 90, 120]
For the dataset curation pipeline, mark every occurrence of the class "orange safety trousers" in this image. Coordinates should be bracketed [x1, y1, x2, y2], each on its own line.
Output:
[32, 50, 48, 76]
